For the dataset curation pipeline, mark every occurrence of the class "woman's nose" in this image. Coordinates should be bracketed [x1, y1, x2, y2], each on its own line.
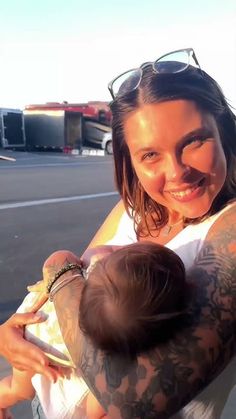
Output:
[165, 155, 190, 182]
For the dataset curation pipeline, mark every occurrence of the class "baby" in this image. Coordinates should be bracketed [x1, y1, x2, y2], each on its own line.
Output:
[80, 242, 187, 356]
[0, 242, 187, 418]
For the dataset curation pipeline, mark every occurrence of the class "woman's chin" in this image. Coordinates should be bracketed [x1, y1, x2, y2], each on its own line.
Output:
[181, 203, 213, 220]
[171, 197, 215, 220]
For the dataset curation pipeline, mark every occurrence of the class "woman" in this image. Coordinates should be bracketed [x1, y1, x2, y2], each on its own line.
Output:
[1, 48, 236, 418]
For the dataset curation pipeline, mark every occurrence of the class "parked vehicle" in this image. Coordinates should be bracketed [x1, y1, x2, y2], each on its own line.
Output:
[0, 108, 26, 149]
[23, 102, 111, 151]
[101, 131, 113, 154]
[24, 110, 83, 151]
[83, 119, 112, 153]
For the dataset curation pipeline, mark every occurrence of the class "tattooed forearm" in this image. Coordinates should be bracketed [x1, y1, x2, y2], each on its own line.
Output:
[42, 250, 85, 363]
[52, 274, 84, 364]
[54, 204, 236, 418]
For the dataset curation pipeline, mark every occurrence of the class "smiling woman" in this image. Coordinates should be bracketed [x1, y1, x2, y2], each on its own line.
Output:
[67, 51, 235, 417]
[0, 49, 236, 419]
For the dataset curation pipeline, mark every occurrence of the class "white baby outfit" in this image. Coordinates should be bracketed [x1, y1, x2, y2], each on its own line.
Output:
[17, 292, 89, 419]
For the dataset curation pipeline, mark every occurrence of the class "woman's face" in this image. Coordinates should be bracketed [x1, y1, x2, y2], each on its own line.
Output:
[124, 100, 227, 220]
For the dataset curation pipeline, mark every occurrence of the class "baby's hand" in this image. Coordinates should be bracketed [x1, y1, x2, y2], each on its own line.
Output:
[82, 245, 118, 267]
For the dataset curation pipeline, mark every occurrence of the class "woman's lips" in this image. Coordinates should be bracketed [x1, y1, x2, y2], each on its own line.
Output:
[167, 178, 206, 203]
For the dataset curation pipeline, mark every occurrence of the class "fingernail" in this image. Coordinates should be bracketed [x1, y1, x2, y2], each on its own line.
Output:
[34, 313, 47, 321]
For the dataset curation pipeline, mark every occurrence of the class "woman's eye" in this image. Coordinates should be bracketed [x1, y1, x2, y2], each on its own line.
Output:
[183, 137, 206, 150]
[141, 151, 159, 161]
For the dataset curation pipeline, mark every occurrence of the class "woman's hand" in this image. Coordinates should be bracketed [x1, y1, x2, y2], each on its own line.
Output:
[43, 250, 83, 290]
[0, 251, 83, 382]
[0, 312, 59, 382]
[27, 250, 83, 310]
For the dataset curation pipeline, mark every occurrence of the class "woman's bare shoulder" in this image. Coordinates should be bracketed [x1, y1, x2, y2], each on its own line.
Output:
[214, 200, 236, 223]
[191, 201, 236, 284]
[85, 200, 125, 249]
[206, 201, 236, 247]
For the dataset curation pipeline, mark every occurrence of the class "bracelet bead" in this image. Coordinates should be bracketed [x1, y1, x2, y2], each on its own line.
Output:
[46, 263, 83, 294]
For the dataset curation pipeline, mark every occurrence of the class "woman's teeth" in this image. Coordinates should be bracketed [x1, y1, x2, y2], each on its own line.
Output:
[170, 184, 199, 198]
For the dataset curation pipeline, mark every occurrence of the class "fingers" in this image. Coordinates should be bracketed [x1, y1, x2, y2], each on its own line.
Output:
[30, 359, 62, 383]
[8, 312, 46, 327]
[13, 342, 59, 382]
[1, 313, 60, 383]
[27, 293, 48, 312]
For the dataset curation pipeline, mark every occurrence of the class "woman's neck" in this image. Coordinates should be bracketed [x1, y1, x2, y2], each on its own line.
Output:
[139, 221, 185, 245]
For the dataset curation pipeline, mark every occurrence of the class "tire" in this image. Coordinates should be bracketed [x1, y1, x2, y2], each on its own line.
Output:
[106, 140, 113, 155]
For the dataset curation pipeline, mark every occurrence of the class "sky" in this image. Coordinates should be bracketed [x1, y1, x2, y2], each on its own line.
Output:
[0, 0, 235, 110]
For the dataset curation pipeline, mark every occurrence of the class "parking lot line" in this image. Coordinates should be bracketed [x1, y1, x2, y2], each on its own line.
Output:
[0, 191, 118, 210]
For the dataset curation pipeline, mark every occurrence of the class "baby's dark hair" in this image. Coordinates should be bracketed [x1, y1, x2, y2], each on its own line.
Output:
[79, 242, 187, 357]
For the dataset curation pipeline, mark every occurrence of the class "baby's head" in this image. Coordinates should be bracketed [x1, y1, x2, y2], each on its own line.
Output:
[79, 242, 186, 357]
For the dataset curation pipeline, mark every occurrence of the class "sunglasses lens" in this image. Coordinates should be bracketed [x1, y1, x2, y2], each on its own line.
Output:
[112, 69, 142, 97]
[110, 49, 199, 98]
[154, 50, 190, 74]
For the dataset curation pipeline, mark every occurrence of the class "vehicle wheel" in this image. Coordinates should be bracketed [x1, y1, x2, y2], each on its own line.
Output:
[106, 141, 113, 155]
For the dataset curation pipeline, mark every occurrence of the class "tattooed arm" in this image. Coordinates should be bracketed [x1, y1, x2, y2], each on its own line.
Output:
[53, 204, 236, 418]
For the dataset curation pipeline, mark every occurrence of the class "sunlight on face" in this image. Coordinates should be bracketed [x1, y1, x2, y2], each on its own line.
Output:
[124, 100, 227, 219]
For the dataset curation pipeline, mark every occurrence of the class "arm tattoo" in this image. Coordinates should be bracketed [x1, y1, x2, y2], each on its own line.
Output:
[52, 276, 84, 364]
[53, 204, 236, 418]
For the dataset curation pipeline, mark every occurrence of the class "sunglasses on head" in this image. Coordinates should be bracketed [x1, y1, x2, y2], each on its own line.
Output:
[108, 48, 202, 99]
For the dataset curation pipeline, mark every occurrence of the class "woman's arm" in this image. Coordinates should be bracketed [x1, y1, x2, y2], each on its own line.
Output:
[82, 199, 125, 250]
[53, 204, 236, 418]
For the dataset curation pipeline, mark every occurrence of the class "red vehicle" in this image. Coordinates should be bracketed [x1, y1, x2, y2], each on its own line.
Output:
[24, 102, 112, 151]
[25, 101, 111, 125]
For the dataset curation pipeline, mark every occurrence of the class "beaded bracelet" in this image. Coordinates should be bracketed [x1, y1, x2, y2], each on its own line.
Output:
[46, 263, 83, 294]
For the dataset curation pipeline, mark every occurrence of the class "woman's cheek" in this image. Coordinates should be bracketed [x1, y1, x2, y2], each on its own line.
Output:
[137, 166, 164, 194]
[184, 142, 217, 173]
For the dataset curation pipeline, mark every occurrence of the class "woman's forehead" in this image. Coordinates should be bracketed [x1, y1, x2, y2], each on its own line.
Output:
[123, 100, 217, 146]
